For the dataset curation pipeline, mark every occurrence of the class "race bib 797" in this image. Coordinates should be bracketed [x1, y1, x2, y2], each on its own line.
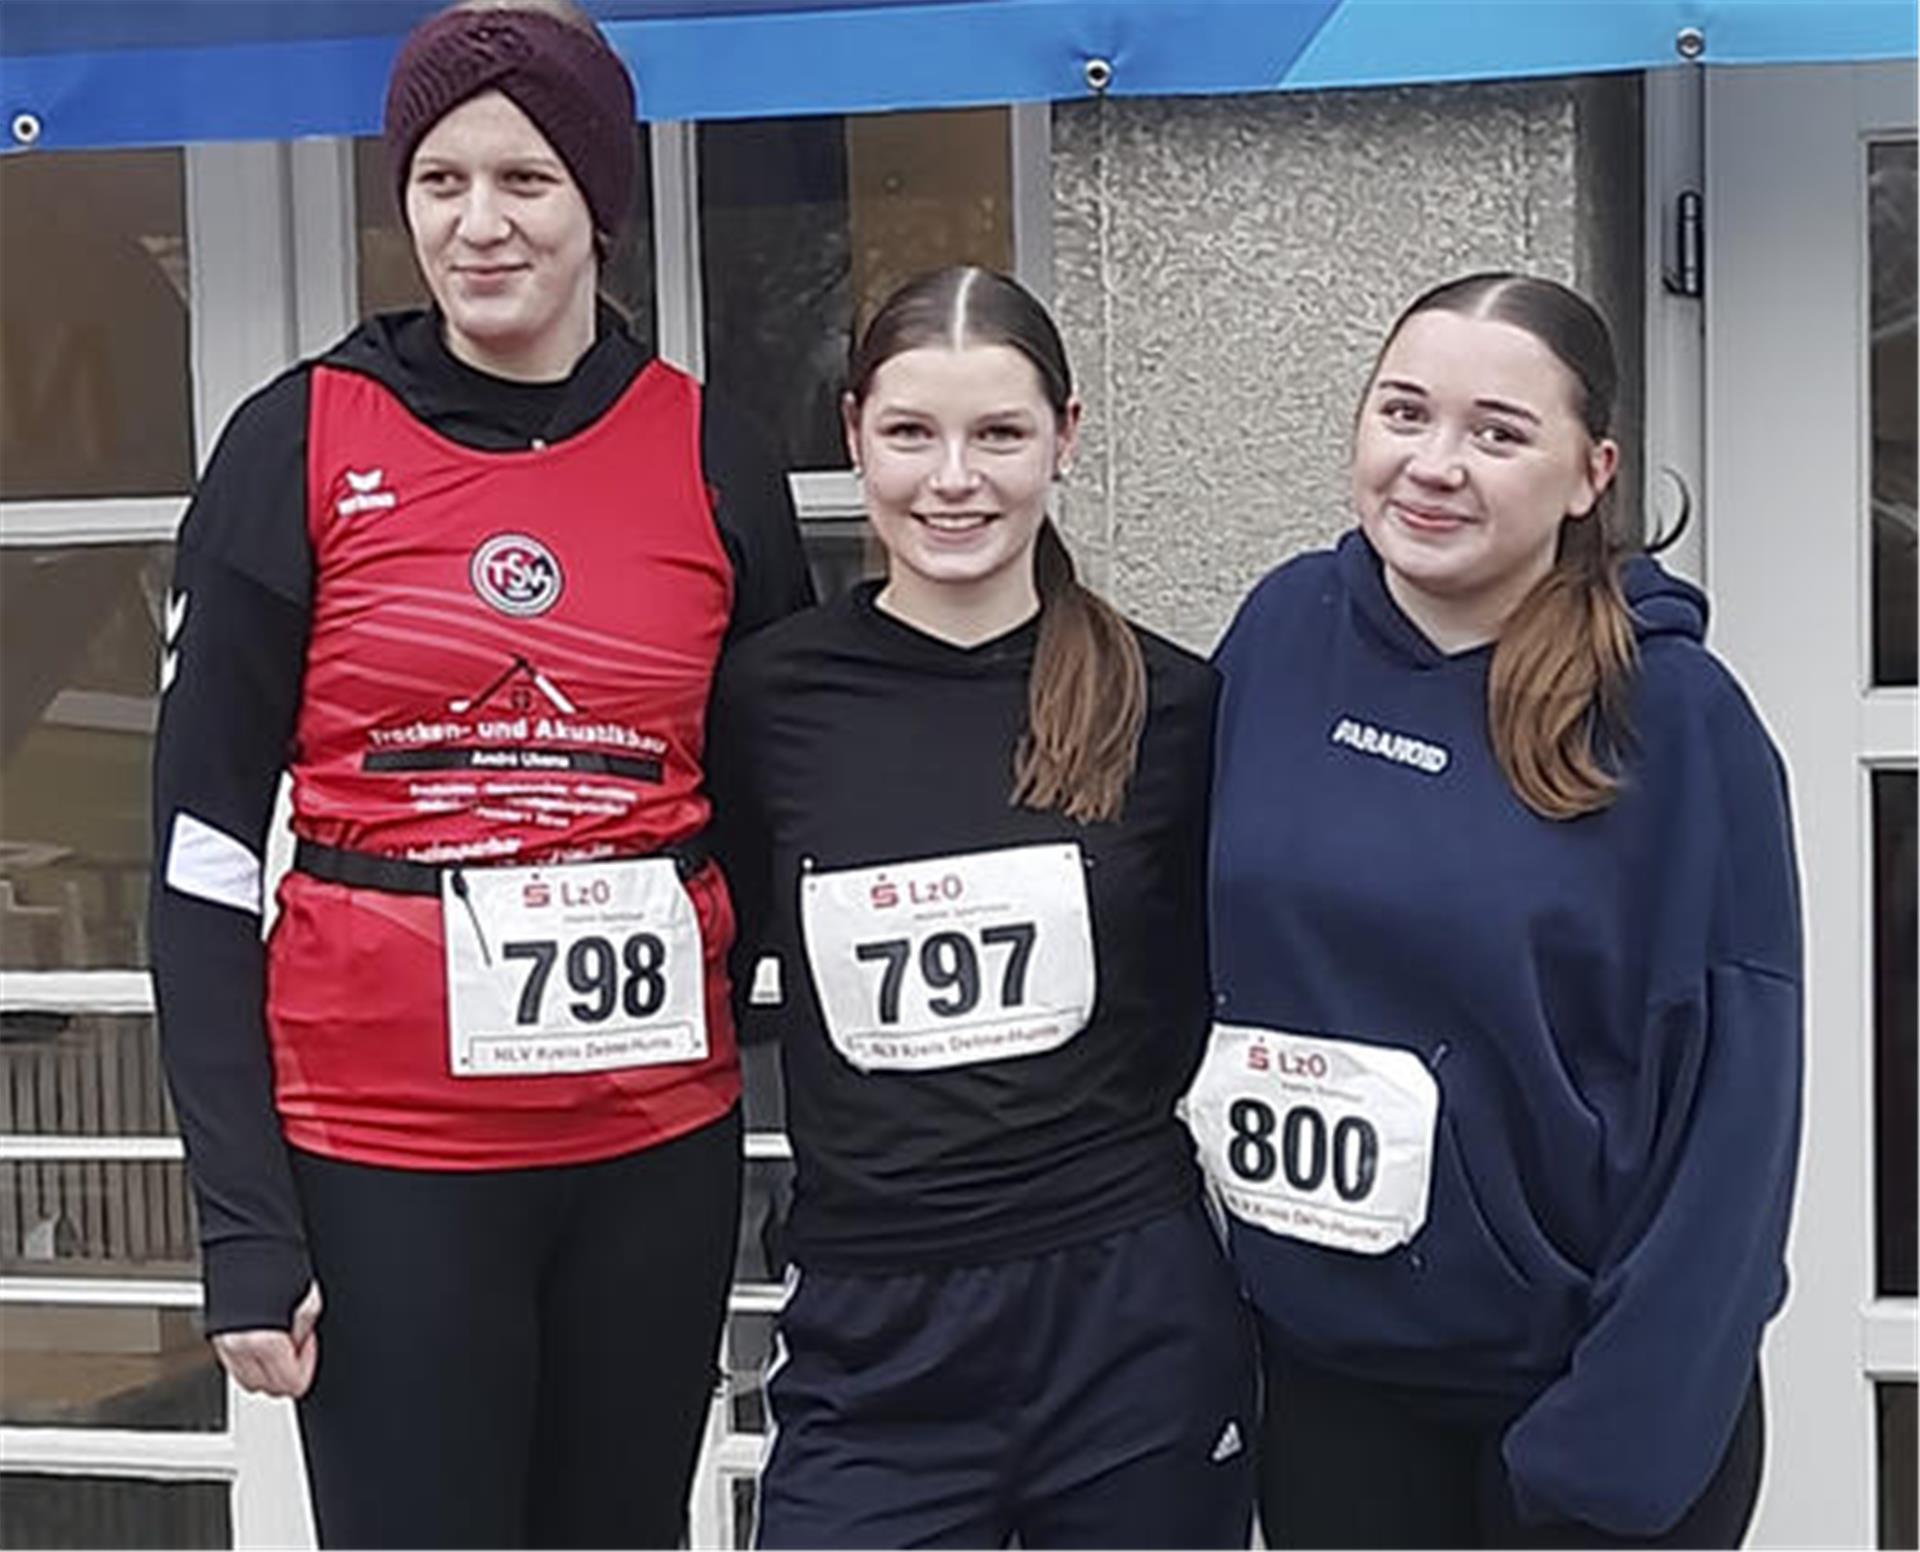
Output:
[800, 842, 1096, 1073]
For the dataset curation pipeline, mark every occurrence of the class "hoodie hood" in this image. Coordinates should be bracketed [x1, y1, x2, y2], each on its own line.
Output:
[1621, 553, 1708, 646]
[320, 305, 645, 452]
[1335, 528, 1455, 669]
[1336, 528, 1711, 665]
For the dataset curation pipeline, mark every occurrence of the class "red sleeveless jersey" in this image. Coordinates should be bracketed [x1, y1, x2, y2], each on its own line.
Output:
[265, 360, 741, 1168]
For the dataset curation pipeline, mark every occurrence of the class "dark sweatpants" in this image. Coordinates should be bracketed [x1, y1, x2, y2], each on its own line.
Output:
[1259, 1337, 1765, 1550]
[756, 1198, 1258, 1550]
[290, 1107, 741, 1550]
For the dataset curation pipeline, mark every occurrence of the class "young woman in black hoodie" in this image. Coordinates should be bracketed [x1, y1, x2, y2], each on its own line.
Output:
[711, 266, 1254, 1550]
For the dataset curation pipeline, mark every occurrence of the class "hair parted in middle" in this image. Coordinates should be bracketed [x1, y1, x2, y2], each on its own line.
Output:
[1368, 270, 1636, 821]
[847, 266, 1148, 825]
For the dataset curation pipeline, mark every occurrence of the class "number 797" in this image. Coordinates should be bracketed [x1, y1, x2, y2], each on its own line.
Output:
[852, 923, 1036, 1025]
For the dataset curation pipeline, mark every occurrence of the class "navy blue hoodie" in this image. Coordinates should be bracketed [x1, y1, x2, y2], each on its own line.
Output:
[1203, 531, 1802, 1535]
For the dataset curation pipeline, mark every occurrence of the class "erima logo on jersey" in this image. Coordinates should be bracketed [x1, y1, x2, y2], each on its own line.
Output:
[1211, 1420, 1244, 1462]
[471, 534, 563, 618]
[160, 590, 188, 693]
[1329, 716, 1449, 775]
[333, 467, 398, 518]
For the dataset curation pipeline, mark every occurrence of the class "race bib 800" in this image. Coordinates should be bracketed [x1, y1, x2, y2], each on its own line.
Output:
[1186, 1024, 1438, 1255]
[800, 842, 1096, 1073]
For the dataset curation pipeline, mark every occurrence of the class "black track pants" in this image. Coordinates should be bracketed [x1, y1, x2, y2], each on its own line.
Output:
[758, 1200, 1258, 1550]
[290, 1107, 741, 1550]
[1258, 1340, 1765, 1550]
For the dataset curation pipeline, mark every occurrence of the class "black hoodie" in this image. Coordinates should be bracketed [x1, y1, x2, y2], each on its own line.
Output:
[708, 581, 1218, 1272]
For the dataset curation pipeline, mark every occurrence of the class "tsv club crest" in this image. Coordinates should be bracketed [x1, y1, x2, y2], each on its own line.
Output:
[471, 533, 563, 618]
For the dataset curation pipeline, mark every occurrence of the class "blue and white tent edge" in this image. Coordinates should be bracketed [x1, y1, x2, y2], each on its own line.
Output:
[3, 0, 1914, 152]
[1282, 0, 1920, 93]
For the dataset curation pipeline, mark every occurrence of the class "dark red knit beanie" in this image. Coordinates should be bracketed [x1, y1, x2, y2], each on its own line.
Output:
[384, 5, 636, 238]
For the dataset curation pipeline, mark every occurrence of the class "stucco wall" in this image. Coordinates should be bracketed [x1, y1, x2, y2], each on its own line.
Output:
[1050, 76, 1642, 654]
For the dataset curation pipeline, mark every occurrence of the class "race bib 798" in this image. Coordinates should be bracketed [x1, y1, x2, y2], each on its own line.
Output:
[441, 856, 707, 1077]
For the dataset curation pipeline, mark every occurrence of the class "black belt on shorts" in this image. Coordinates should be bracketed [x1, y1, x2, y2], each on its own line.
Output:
[292, 835, 711, 897]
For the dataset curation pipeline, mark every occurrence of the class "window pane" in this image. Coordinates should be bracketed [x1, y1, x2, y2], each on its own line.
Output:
[0, 1473, 228, 1549]
[0, 1011, 195, 1273]
[0, 543, 170, 969]
[731, 1474, 758, 1551]
[0, 150, 193, 500]
[736, 1156, 792, 1287]
[700, 110, 1013, 472]
[725, 1310, 776, 1435]
[1, 1305, 223, 1431]
[1869, 139, 1917, 687]
[802, 518, 886, 602]
[1882, 1382, 1917, 1551]
[741, 1038, 785, 1133]
[353, 134, 657, 351]
[0, 1156, 198, 1280]
[0, 1014, 176, 1140]
[1875, 769, 1918, 1298]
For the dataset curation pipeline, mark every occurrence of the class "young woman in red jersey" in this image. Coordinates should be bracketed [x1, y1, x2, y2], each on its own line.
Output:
[149, 4, 809, 1544]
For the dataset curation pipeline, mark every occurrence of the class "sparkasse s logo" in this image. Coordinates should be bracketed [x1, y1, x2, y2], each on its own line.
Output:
[471, 533, 563, 617]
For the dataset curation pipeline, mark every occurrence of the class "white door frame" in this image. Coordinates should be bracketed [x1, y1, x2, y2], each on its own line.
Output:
[1703, 57, 1918, 1550]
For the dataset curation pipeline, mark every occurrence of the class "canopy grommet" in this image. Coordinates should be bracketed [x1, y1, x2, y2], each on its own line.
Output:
[1674, 26, 1706, 61]
[10, 111, 42, 147]
[1083, 57, 1113, 94]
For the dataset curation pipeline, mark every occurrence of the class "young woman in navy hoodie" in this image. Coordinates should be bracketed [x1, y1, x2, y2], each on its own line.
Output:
[1194, 273, 1802, 1548]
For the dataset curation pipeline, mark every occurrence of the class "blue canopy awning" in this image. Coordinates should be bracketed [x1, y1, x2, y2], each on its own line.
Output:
[3, 1, 1914, 152]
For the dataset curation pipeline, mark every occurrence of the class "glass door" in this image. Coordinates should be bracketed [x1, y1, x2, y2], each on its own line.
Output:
[1705, 58, 1917, 1550]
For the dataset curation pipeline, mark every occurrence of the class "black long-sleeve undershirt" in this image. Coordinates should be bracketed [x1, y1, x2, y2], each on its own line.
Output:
[709, 583, 1218, 1272]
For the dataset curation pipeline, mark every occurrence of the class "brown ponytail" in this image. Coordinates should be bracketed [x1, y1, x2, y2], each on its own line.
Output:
[1012, 520, 1148, 823]
[848, 266, 1150, 824]
[1379, 272, 1638, 820]
[1487, 502, 1637, 819]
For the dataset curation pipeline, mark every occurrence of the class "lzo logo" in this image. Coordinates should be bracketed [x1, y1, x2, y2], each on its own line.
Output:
[471, 533, 563, 618]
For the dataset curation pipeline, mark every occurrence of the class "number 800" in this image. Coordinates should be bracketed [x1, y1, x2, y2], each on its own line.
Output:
[1226, 1097, 1378, 1203]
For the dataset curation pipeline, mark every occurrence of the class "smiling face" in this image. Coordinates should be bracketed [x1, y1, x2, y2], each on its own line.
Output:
[1352, 309, 1618, 651]
[405, 90, 598, 382]
[846, 342, 1079, 638]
